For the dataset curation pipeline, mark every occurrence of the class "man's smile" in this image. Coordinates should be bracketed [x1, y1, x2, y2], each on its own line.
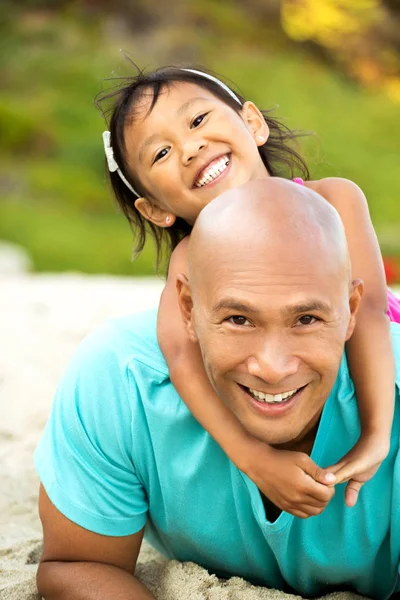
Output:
[239, 383, 308, 416]
[247, 386, 301, 403]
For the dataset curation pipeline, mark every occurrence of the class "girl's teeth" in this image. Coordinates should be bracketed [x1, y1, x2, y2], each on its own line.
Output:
[248, 388, 298, 403]
[195, 156, 230, 188]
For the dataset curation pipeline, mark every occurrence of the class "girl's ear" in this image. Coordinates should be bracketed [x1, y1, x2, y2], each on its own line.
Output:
[134, 197, 176, 228]
[241, 101, 270, 147]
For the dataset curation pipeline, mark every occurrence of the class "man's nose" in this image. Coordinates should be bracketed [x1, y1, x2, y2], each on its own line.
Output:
[246, 336, 300, 385]
[181, 137, 207, 165]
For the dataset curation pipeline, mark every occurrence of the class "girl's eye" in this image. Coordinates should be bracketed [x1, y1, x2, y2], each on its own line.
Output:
[191, 113, 208, 128]
[153, 148, 169, 163]
[297, 315, 318, 326]
[228, 315, 251, 326]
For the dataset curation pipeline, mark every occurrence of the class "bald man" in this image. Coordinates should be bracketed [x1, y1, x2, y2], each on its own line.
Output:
[35, 180, 400, 600]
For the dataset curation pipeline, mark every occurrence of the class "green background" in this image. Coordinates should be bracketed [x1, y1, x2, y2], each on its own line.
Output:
[1, 1, 399, 277]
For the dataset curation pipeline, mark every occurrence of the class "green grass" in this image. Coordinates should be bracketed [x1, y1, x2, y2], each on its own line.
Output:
[0, 200, 157, 275]
[0, 9, 399, 274]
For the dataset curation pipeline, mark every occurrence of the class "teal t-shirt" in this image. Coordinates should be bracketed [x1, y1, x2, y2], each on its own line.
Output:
[34, 309, 400, 599]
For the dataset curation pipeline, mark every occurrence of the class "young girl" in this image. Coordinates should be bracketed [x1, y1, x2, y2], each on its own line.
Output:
[99, 65, 399, 518]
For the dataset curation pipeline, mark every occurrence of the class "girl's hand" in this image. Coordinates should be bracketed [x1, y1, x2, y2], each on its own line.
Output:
[240, 440, 336, 519]
[325, 432, 390, 508]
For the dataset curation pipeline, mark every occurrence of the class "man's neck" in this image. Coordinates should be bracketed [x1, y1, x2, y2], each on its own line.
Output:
[272, 411, 322, 456]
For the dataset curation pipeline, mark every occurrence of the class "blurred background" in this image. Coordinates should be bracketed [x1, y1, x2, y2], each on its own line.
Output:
[1, 0, 399, 280]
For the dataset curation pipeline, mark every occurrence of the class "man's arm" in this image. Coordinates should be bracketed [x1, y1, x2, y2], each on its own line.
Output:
[37, 485, 155, 600]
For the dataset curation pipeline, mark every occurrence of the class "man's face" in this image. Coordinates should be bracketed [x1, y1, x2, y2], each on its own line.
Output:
[184, 242, 358, 449]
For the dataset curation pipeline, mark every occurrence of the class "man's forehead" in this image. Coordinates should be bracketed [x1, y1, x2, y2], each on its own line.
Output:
[193, 227, 339, 277]
[193, 248, 346, 317]
[208, 287, 337, 318]
[195, 244, 340, 289]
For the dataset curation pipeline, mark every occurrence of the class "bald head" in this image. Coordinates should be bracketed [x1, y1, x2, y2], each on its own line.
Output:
[188, 178, 350, 291]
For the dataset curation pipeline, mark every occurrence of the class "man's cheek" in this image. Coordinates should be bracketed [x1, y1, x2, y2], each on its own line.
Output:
[208, 341, 244, 372]
[311, 343, 343, 388]
[202, 342, 237, 383]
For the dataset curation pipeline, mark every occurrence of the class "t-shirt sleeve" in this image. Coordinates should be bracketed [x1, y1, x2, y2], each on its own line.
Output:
[34, 322, 148, 536]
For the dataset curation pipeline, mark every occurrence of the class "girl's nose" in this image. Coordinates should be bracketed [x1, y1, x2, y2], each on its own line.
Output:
[182, 139, 207, 165]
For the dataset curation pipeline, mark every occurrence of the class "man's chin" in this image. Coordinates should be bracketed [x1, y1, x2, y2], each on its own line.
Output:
[228, 382, 325, 451]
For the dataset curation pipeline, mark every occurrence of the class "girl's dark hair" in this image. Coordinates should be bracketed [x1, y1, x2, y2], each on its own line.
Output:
[96, 64, 310, 267]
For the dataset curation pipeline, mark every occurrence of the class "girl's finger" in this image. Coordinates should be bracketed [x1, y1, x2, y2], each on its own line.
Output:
[302, 479, 336, 503]
[299, 456, 336, 486]
[330, 460, 371, 484]
[292, 504, 327, 519]
[345, 480, 364, 507]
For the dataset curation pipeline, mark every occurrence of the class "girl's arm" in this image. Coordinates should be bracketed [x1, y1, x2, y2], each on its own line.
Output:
[158, 238, 254, 456]
[157, 236, 335, 518]
[314, 177, 395, 505]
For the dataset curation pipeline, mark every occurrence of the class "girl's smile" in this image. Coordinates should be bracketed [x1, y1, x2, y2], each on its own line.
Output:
[193, 153, 231, 189]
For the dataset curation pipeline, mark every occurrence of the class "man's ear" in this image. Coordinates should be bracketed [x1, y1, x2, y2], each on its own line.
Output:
[135, 197, 176, 228]
[176, 273, 198, 343]
[241, 101, 270, 146]
[345, 278, 364, 341]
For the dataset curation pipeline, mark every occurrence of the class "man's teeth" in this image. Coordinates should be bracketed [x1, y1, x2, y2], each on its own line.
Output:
[195, 156, 230, 188]
[248, 388, 298, 403]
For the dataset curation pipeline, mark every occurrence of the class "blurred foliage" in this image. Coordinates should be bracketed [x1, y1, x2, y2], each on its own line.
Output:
[282, 0, 400, 101]
[283, 0, 382, 46]
[0, 0, 399, 275]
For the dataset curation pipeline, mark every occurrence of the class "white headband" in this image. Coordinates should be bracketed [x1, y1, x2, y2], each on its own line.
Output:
[182, 69, 242, 105]
[102, 131, 138, 196]
[102, 69, 242, 196]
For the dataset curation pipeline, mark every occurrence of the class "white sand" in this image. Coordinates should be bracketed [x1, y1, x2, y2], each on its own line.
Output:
[0, 273, 380, 599]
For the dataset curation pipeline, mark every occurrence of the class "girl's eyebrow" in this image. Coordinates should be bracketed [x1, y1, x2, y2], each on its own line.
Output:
[138, 97, 211, 163]
[139, 134, 161, 164]
[177, 97, 210, 116]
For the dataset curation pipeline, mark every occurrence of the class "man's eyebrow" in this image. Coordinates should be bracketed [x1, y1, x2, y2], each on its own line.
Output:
[211, 299, 261, 315]
[284, 301, 332, 315]
[211, 299, 332, 316]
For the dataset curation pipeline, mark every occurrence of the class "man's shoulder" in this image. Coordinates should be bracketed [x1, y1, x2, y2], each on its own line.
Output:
[70, 307, 168, 381]
[391, 322, 400, 388]
[339, 323, 400, 392]
[391, 321, 400, 339]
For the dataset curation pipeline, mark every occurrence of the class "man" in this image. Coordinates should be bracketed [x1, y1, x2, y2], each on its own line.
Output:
[35, 179, 400, 599]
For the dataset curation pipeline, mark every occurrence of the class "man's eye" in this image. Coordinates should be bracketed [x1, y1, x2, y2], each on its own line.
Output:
[228, 315, 250, 326]
[191, 113, 208, 128]
[153, 148, 169, 163]
[297, 315, 318, 326]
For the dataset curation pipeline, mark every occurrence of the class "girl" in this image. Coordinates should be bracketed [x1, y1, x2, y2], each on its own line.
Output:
[99, 65, 399, 518]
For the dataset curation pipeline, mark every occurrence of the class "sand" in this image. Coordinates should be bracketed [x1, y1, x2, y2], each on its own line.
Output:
[0, 272, 378, 599]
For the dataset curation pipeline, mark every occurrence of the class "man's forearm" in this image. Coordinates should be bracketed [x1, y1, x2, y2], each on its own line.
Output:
[37, 560, 155, 600]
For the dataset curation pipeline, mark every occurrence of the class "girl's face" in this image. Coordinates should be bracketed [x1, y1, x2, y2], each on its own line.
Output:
[124, 82, 270, 227]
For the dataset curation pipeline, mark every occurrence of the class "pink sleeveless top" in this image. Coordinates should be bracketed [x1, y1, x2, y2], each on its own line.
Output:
[292, 177, 400, 323]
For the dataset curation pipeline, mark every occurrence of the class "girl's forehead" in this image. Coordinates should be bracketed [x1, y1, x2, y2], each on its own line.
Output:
[134, 81, 227, 117]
